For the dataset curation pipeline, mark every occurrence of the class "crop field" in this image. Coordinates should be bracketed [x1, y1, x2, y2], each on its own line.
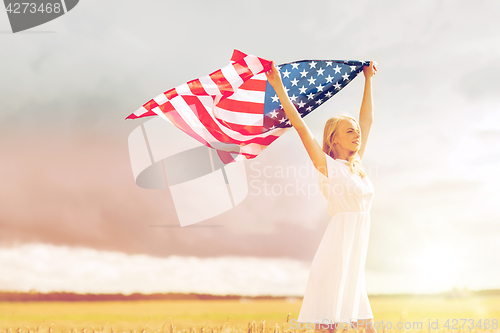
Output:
[0, 295, 499, 333]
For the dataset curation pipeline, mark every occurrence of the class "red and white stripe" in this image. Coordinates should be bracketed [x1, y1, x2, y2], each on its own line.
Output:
[125, 50, 289, 163]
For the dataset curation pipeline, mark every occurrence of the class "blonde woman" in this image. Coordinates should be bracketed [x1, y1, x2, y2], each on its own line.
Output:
[265, 61, 378, 333]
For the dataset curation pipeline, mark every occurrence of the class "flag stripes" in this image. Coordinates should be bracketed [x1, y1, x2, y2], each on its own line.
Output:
[126, 50, 283, 163]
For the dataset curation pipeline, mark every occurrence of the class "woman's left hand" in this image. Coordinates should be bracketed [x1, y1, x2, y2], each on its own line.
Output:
[265, 61, 283, 89]
[363, 61, 377, 79]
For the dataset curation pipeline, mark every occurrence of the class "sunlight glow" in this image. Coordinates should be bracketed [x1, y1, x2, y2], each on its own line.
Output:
[413, 244, 459, 293]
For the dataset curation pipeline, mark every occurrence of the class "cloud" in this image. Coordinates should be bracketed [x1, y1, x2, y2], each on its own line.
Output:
[458, 63, 500, 102]
[3, 242, 498, 296]
[0, 243, 311, 296]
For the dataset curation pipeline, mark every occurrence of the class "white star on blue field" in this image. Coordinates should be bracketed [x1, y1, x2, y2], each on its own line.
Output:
[263, 60, 370, 131]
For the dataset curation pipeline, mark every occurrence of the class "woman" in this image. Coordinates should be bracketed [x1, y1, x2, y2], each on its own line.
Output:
[265, 61, 378, 333]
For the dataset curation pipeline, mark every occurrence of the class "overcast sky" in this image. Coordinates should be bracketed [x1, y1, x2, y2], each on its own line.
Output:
[1, 0, 500, 296]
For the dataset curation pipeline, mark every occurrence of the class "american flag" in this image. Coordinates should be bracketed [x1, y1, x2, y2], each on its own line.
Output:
[126, 50, 369, 164]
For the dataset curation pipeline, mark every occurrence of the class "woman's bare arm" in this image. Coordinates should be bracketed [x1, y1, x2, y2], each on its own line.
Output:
[358, 61, 377, 160]
[265, 63, 328, 177]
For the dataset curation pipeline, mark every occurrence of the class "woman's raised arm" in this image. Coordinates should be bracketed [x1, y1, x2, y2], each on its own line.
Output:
[265, 63, 328, 177]
[357, 61, 377, 160]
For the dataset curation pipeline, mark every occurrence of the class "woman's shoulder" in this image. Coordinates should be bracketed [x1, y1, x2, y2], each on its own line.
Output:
[323, 151, 334, 160]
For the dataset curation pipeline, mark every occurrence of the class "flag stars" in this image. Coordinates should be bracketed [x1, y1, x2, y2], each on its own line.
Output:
[270, 125, 276, 130]
[269, 110, 279, 118]
[262, 60, 361, 123]
[276, 65, 282, 71]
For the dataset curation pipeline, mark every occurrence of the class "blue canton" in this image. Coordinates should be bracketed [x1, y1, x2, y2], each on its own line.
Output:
[263, 60, 370, 132]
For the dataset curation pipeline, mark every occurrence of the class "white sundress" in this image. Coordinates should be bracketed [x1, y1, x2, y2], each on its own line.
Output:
[297, 151, 375, 325]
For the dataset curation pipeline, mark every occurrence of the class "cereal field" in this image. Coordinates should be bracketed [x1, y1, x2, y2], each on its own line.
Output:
[1, 295, 499, 333]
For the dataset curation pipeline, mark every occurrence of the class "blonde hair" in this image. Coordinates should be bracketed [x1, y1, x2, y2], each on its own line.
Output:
[322, 114, 367, 178]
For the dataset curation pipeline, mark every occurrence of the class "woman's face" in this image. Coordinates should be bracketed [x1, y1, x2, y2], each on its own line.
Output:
[333, 119, 361, 152]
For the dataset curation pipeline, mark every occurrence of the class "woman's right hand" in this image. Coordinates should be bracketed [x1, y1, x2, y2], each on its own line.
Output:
[363, 61, 377, 79]
[265, 61, 284, 90]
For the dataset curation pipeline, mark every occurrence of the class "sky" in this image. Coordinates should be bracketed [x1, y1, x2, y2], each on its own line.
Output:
[1, 0, 500, 296]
